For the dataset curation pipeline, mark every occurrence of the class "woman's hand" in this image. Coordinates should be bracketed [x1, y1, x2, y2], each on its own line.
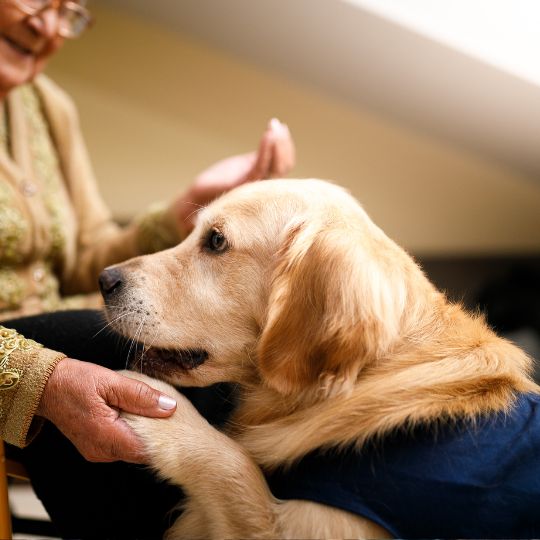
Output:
[170, 118, 295, 235]
[36, 358, 177, 464]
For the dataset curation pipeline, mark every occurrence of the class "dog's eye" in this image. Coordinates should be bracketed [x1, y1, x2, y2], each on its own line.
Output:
[205, 228, 228, 253]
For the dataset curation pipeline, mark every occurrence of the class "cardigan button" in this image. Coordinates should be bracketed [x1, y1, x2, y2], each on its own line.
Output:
[21, 180, 37, 197]
[33, 266, 45, 282]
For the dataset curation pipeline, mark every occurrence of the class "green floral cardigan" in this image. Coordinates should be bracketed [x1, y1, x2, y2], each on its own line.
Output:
[0, 75, 182, 447]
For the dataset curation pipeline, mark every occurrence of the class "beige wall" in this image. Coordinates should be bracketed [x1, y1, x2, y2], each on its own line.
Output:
[46, 3, 540, 255]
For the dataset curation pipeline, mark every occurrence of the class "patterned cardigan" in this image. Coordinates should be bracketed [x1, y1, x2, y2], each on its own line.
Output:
[0, 75, 182, 447]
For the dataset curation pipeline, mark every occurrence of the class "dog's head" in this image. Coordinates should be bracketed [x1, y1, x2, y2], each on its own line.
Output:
[101, 179, 424, 395]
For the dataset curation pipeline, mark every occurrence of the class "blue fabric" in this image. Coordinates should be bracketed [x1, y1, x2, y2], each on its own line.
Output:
[266, 393, 540, 538]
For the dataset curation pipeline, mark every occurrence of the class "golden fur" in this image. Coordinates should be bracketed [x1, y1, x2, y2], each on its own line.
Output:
[103, 179, 538, 539]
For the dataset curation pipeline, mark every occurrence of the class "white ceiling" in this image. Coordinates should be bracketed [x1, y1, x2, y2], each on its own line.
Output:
[350, 0, 540, 87]
[101, 0, 540, 178]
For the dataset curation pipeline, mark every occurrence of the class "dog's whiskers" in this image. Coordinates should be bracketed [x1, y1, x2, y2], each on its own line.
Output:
[138, 330, 161, 373]
[130, 313, 149, 371]
[185, 205, 205, 224]
[126, 313, 146, 370]
[183, 201, 205, 209]
[92, 311, 133, 339]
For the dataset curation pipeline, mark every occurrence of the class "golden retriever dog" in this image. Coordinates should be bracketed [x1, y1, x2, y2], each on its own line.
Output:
[100, 179, 540, 539]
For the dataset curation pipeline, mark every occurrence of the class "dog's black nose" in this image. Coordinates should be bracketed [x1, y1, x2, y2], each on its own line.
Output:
[99, 267, 124, 297]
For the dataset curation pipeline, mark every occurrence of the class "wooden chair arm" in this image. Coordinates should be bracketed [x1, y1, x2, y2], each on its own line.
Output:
[1, 440, 12, 539]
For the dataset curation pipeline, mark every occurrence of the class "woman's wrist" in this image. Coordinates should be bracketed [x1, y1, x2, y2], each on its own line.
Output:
[36, 356, 70, 421]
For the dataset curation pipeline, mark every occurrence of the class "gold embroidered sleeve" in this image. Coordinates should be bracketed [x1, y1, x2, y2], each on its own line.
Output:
[134, 202, 184, 255]
[0, 326, 65, 447]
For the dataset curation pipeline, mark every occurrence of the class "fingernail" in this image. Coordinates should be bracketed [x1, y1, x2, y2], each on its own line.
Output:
[270, 118, 281, 130]
[158, 395, 177, 410]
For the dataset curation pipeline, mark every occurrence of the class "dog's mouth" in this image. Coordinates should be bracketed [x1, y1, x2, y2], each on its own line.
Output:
[130, 345, 209, 375]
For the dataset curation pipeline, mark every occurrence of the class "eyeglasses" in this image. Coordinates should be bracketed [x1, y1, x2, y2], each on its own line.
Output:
[9, 0, 93, 38]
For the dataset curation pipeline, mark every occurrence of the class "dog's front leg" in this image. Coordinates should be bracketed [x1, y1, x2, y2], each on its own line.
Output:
[119, 371, 279, 539]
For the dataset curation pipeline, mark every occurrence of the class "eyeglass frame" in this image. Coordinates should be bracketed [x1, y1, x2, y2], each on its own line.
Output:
[7, 0, 93, 38]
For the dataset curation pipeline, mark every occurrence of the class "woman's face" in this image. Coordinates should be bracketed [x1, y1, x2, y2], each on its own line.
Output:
[0, 2, 65, 99]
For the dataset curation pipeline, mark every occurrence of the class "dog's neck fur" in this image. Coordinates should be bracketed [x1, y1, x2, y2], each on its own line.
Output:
[231, 291, 539, 470]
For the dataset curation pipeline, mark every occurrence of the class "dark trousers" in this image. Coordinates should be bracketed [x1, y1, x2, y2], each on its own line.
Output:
[5, 310, 235, 540]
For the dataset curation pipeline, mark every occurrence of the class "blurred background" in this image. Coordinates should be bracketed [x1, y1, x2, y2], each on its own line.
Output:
[10, 1, 540, 535]
[43, 0, 540, 250]
[45, 0, 540, 362]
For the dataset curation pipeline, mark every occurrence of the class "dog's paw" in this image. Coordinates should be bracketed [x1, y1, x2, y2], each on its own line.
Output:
[120, 384, 213, 485]
[121, 409, 172, 456]
[119, 370, 209, 463]
[122, 409, 192, 485]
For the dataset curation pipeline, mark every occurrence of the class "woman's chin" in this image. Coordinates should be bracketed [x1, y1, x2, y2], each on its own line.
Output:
[0, 41, 41, 96]
[0, 62, 34, 97]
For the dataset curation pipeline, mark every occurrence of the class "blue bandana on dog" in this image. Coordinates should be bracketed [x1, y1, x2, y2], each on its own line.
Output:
[266, 392, 540, 538]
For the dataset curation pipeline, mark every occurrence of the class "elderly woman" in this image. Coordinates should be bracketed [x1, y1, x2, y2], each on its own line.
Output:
[0, 0, 294, 537]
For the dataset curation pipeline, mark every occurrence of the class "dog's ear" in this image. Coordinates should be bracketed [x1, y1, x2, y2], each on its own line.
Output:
[257, 219, 408, 395]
